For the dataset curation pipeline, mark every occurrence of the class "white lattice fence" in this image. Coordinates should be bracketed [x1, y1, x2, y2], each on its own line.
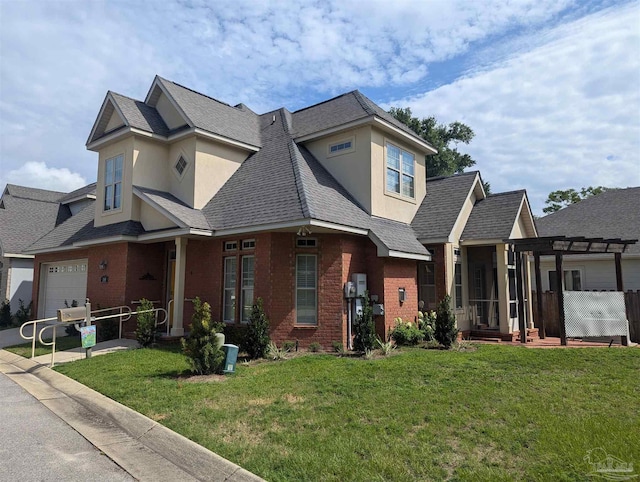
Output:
[564, 291, 630, 338]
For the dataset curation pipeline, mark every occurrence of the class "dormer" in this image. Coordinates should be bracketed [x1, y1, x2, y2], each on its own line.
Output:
[293, 91, 437, 224]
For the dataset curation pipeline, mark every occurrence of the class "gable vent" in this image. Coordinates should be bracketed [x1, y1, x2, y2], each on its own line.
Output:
[175, 156, 187, 176]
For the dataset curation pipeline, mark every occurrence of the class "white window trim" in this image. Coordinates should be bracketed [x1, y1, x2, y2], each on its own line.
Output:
[224, 241, 238, 252]
[240, 255, 255, 324]
[454, 261, 463, 310]
[296, 237, 317, 248]
[223, 256, 236, 323]
[327, 136, 355, 158]
[384, 140, 416, 201]
[241, 239, 256, 250]
[103, 154, 124, 213]
[295, 254, 318, 326]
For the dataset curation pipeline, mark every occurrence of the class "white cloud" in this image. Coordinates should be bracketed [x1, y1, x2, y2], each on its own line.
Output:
[384, 3, 640, 214]
[2, 162, 87, 193]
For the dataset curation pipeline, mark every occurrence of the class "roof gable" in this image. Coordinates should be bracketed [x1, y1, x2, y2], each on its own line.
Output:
[412, 171, 484, 242]
[461, 190, 535, 241]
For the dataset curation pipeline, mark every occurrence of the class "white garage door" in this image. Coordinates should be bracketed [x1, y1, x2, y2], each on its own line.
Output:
[40, 260, 88, 319]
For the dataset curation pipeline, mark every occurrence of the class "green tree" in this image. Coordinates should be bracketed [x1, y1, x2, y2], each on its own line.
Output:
[434, 295, 458, 349]
[543, 186, 610, 214]
[243, 298, 270, 359]
[135, 298, 156, 348]
[353, 291, 376, 352]
[182, 297, 225, 375]
[389, 107, 488, 190]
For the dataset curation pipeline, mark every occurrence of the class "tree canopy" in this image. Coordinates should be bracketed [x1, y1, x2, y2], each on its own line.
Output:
[389, 107, 489, 192]
[543, 186, 610, 214]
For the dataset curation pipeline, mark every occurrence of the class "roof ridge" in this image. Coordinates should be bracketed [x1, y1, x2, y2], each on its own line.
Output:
[287, 137, 312, 219]
[109, 91, 144, 104]
[291, 90, 359, 114]
[160, 77, 245, 112]
[426, 170, 479, 182]
[486, 189, 526, 197]
[352, 90, 376, 116]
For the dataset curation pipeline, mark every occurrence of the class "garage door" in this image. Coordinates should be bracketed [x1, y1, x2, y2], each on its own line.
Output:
[40, 260, 88, 319]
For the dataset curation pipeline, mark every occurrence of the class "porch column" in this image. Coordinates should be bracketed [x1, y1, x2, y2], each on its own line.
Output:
[171, 237, 188, 337]
[615, 252, 629, 346]
[496, 243, 510, 335]
[524, 253, 535, 330]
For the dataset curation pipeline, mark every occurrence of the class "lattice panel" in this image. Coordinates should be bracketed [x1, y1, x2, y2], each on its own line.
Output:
[564, 291, 629, 338]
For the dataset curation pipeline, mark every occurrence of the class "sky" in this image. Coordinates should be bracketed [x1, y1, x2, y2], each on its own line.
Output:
[0, 0, 638, 215]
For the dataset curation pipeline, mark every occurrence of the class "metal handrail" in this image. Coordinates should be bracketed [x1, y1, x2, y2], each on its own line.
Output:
[19, 317, 58, 359]
[38, 323, 65, 368]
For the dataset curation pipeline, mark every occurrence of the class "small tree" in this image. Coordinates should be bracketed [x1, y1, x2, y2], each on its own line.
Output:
[434, 295, 458, 348]
[182, 297, 224, 375]
[0, 300, 12, 328]
[353, 291, 376, 352]
[135, 298, 156, 348]
[243, 297, 270, 359]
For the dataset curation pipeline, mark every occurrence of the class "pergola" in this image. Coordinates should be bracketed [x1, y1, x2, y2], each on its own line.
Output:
[508, 236, 638, 346]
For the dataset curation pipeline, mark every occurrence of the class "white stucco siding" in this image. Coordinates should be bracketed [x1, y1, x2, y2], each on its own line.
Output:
[534, 256, 640, 291]
[8, 258, 34, 313]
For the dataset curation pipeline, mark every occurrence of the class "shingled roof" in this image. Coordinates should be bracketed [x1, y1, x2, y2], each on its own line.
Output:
[536, 187, 640, 255]
[461, 190, 528, 240]
[412, 171, 481, 241]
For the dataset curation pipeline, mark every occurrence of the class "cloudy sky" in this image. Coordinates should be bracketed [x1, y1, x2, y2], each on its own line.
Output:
[0, 0, 638, 214]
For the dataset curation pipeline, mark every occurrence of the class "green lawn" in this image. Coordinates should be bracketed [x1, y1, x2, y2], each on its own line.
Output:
[5, 335, 81, 357]
[55, 345, 639, 481]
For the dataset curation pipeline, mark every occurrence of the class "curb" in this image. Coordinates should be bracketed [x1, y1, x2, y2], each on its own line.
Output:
[0, 350, 264, 482]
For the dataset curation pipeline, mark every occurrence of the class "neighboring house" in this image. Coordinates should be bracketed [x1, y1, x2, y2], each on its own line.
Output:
[535, 187, 640, 291]
[412, 172, 537, 338]
[25, 76, 537, 346]
[0, 183, 95, 313]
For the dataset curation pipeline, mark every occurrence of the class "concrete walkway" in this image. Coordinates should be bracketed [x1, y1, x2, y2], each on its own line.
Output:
[0, 324, 69, 349]
[0, 349, 263, 482]
[32, 338, 139, 366]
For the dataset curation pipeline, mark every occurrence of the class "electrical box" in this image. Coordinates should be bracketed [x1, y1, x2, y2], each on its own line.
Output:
[352, 273, 367, 297]
[344, 282, 356, 299]
[373, 304, 385, 316]
[354, 298, 364, 317]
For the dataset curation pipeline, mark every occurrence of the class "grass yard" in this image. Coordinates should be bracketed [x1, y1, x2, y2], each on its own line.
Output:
[5, 335, 81, 357]
[55, 345, 639, 481]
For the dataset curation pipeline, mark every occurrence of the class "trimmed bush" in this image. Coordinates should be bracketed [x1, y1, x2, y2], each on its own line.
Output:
[243, 297, 270, 359]
[353, 291, 376, 352]
[390, 318, 424, 346]
[434, 295, 459, 348]
[182, 297, 224, 375]
[308, 342, 321, 352]
[135, 298, 156, 348]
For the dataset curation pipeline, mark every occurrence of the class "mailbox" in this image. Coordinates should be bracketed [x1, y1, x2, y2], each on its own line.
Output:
[57, 306, 87, 323]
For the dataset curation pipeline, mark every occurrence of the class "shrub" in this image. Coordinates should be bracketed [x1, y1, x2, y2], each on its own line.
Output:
[308, 342, 321, 352]
[64, 300, 81, 337]
[98, 317, 119, 342]
[434, 295, 459, 349]
[243, 297, 270, 359]
[0, 300, 12, 328]
[266, 341, 287, 360]
[353, 291, 376, 352]
[331, 341, 344, 353]
[376, 336, 395, 356]
[390, 318, 424, 346]
[222, 324, 246, 346]
[135, 298, 157, 348]
[14, 299, 32, 326]
[418, 310, 436, 341]
[283, 340, 296, 352]
[181, 297, 225, 375]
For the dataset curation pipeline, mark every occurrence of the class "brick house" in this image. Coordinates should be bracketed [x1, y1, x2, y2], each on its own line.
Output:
[26, 76, 537, 346]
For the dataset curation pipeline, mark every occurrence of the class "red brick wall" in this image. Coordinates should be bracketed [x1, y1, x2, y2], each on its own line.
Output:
[383, 259, 419, 334]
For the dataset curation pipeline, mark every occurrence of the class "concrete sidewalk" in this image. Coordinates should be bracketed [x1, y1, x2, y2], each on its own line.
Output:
[0, 350, 263, 481]
[32, 338, 139, 366]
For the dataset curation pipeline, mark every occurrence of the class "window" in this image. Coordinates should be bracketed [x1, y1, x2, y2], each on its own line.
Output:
[242, 239, 256, 250]
[386, 142, 415, 198]
[175, 156, 187, 176]
[241, 256, 254, 323]
[296, 238, 317, 248]
[296, 254, 317, 325]
[418, 261, 436, 310]
[223, 257, 236, 322]
[548, 270, 582, 292]
[328, 137, 354, 156]
[224, 241, 237, 251]
[454, 262, 463, 309]
[104, 154, 123, 211]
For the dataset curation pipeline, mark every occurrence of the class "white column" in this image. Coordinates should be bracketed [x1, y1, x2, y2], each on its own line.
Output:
[525, 254, 535, 329]
[171, 237, 188, 337]
[496, 243, 511, 335]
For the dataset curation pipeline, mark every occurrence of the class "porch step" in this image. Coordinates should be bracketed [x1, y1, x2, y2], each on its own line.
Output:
[468, 330, 513, 342]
